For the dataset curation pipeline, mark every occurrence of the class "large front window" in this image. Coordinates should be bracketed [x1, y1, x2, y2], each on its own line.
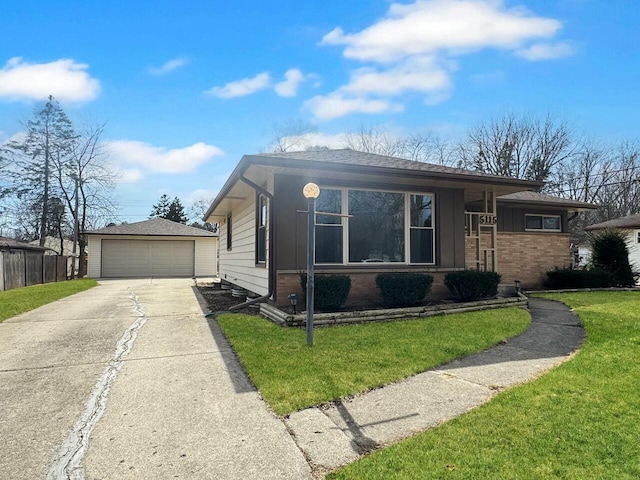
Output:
[314, 188, 435, 265]
[349, 190, 405, 262]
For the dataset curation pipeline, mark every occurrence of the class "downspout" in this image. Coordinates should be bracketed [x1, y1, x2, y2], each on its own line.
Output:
[208, 173, 275, 314]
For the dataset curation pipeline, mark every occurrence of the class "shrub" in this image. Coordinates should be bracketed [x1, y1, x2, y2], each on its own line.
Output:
[545, 267, 616, 289]
[375, 273, 433, 307]
[299, 274, 351, 311]
[590, 228, 635, 286]
[444, 270, 501, 301]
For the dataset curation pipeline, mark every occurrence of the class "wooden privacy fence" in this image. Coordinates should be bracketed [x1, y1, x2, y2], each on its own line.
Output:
[0, 250, 70, 291]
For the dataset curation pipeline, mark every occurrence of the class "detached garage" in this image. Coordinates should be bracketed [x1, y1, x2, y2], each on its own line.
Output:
[86, 218, 218, 278]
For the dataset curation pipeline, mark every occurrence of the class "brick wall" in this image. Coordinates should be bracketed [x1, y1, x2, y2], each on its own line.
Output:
[276, 270, 450, 307]
[496, 232, 571, 288]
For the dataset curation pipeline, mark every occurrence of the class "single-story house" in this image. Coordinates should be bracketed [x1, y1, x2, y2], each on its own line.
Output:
[204, 149, 596, 306]
[85, 218, 218, 278]
[585, 213, 640, 268]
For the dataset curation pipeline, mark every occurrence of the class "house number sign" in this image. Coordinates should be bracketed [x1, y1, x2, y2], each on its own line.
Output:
[479, 214, 497, 225]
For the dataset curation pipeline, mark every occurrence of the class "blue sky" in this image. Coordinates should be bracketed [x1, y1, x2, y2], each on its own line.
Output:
[1, 0, 638, 222]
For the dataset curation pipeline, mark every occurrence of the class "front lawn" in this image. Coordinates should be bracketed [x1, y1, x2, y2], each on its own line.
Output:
[329, 291, 640, 479]
[0, 279, 98, 322]
[216, 308, 529, 416]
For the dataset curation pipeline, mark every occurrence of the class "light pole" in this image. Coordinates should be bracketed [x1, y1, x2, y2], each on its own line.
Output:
[303, 182, 320, 346]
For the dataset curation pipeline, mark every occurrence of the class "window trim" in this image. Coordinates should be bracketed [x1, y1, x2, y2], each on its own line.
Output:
[524, 214, 562, 232]
[313, 186, 436, 266]
[255, 193, 267, 265]
[226, 213, 232, 250]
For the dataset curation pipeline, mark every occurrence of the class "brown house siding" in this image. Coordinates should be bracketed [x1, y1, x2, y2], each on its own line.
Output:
[496, 232, 571, 288]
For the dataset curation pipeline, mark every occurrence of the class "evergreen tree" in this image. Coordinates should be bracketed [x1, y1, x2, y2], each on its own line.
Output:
[149, 194, 188, 224]
[167, 197, 188, 224]
[590, 228, 635, 286]
[6, 96, 76, 246]
[149, 194, 171, 219]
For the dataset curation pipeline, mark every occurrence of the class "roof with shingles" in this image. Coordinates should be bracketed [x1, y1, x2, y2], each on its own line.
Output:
[259, 149, 542, 182]
[0, 237, 50, 251]
[585, 213, 640, 231]
[85, 218, 218, 237]
[497, 191, 598, 209]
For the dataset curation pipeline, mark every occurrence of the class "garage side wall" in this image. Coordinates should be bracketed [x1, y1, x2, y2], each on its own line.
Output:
[194, 238, 217, 276]
[87, 236, 102, 278]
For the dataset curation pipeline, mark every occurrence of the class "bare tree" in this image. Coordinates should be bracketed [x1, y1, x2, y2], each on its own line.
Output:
[265, 119, 318, 153]
[189, 197, 218, 232]
[457, 113, 575, 183]
[344, 124, 455, 164]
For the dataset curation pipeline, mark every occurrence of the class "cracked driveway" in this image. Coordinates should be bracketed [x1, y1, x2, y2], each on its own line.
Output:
[0, 278, 311, 480]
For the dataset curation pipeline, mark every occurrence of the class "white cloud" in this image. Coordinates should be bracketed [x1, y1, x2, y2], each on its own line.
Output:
[118, 169, 144, 183]
[149, 57, 189, 75]
[516, 41, 575, 61]
[107, 140, 224, 174]
[342, 57, 452, 96]
[305, 94, 403, 121]
[206, 72, 271, 98]
[186, 188, 217, 204]
[312, 0, 572, 120]
[275, 69, 306, 97]
[321, 0, 565, 62]
[0, 57, 100, 103]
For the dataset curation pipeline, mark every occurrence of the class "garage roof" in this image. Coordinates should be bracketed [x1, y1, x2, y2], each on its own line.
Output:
[85, 218, 218, 237]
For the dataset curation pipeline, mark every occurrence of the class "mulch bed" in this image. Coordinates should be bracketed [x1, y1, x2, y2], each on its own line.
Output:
[196, 283, 263, 314]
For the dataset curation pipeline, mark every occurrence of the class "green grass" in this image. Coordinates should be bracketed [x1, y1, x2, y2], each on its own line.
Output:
[0, 279, 98, 322]
[216, 307, 529, 416]
[328, 291, 640, 480]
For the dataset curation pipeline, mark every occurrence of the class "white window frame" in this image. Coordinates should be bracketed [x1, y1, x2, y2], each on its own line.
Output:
[314, 186, 436, 266]
[635, 231, 640, 244]
[525, 214, 562, 232]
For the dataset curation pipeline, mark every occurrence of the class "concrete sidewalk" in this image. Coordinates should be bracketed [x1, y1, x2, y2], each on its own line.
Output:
[285, 297, 585, 471]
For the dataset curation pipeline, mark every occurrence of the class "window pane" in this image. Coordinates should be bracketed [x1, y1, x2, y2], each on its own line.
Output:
[348, 190, 405, 262]
[316, 189, 342, 225]
[257, 226, 266, 262]
[260, 196, 267, 227]
[316, 226, 343, 263]
[526, 215, 542, 230]
[543, 216, 560, 230]
[410, 229, 434, 264]
[410, 195, 433, 227]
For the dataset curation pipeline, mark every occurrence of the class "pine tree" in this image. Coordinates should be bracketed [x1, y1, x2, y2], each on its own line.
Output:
[167, 197, 188, 224]
[7, 96, 76, 246]
[149, 194, 171, 219]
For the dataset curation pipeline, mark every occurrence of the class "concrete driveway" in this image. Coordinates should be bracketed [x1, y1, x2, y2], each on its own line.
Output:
[0, 278, 311, 480]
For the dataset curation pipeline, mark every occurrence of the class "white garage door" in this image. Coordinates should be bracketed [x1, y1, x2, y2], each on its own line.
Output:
[101, 239, 195, 277]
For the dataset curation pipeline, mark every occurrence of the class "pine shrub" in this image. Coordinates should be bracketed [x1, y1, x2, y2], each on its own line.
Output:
[444, 270, 501, 301]
[299, 274, 351, 311]
[590, 228, 635, 286]
[375, 273, 434, 307]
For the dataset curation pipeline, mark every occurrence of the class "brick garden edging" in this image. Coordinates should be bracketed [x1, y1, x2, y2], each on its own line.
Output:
[260, 294, 529, 327]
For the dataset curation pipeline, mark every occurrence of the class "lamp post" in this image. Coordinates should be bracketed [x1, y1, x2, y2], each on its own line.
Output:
[303, 182, 320, 346]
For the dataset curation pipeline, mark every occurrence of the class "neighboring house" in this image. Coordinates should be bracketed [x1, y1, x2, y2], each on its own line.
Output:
[85, 218, 218, 278]
[204, 149, 596, 306]
[29, 236, 83, 256]
[585, 213, 640, 269]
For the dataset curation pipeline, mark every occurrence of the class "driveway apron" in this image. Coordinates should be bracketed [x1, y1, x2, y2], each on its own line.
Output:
[0, 278, 311, 480]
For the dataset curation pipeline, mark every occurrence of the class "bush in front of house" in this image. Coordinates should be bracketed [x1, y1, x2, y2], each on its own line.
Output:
[299, 274, 351, 311]
[444, 270, 501, 301]
[590, 228, 635, 287]
[375, 273, 434, 307]
[545, 267, 616, 289]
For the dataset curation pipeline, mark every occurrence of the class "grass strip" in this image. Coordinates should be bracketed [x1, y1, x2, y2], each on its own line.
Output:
[217, 307, 529, 416]
[0, 279, 98, 322]
[329, 291, 640, 480]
